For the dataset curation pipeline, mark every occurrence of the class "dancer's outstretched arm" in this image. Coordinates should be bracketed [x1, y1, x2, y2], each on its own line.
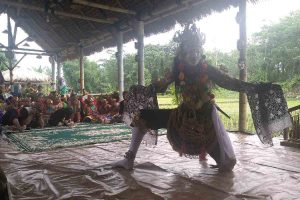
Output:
[152, 70, 174, 93]
[206, 64, 255, 93]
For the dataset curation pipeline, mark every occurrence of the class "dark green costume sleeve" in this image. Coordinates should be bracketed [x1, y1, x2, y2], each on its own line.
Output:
[206, 64, 254, 92]
[207, 64, 292, 145]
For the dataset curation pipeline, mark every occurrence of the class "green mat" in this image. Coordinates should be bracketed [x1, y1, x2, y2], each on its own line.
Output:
[4, 123, 133, 152]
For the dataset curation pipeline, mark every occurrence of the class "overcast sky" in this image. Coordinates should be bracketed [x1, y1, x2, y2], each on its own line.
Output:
[1, 0, 300, 69]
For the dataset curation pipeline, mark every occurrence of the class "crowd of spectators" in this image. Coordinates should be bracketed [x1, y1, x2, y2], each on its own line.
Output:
[0, 82, 127, 133]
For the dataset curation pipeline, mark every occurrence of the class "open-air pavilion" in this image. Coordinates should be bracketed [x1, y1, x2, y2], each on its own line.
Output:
[0, 0, 300, 199]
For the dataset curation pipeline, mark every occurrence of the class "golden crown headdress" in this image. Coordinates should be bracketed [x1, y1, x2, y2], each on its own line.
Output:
[173, 23, 205, 54]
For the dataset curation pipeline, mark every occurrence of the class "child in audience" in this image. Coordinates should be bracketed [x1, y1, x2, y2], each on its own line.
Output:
[69, 93, 81, 123]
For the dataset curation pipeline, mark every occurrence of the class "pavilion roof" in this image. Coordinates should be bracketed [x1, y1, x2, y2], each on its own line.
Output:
[2, 67, 50, 83]
[0, 0, 257, 61]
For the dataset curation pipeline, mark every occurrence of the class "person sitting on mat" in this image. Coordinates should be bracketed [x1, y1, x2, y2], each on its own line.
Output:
[1, 96, 25, 132]
[24, 105, 45, 129]
[48, 107, 74, 127]
[68, 92, 81, 123]
[110, 91, 128, 124]
[1, 104, 42, 132]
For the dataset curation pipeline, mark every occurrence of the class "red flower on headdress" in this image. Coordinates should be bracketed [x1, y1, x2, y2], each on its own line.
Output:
[179, 72, 185, 81]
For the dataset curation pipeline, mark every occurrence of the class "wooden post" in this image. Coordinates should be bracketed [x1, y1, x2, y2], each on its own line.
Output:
[7, 15, 14, 85]
[50, 56, 56, 91]
[238, 0, 247, 132]
[79, 46, 84, 94]
[117, 31, 124, 100]
[5, 16, 27, 87]
[8, 61, 13, 85]
[57, 56, 62, 92]
[283, 128, 289, 140]
[137, 20, 145, 86]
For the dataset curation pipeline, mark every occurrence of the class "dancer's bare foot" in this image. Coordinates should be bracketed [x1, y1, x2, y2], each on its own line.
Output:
[112, 151, 135, 170]
[209, 158, 236, 172]
[112, 158, 134, 170]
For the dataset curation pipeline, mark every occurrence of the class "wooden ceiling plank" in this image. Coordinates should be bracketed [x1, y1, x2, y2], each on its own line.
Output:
[50, 15, 81, 44]
[78, 10, 97, 30]
[11, 17, 53, 51]
[24, 15, 59, 50]
[0, 0, 115, 24]
[73, 0, 136, 15]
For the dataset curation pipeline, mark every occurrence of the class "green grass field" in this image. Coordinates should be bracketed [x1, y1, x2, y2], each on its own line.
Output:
[157, 94, 300, 134]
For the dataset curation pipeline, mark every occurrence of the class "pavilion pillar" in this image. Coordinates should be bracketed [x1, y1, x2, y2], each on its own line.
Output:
[137, 20, 145, 86]
[116, 31, 124, 100]
[237, 0, 248, 132]
[56, 56, 62, 92]
[8, 59, 13, 85]
[79, 46, 84, 94]
[50, 56, 56, 91]
[7, 15, 14, 85]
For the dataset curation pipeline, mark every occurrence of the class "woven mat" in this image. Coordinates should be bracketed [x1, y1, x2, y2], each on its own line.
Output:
[4, 123, 132, 152]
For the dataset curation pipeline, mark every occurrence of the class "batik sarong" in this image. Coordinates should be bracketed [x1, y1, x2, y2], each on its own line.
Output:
[246, 83, 292, 145]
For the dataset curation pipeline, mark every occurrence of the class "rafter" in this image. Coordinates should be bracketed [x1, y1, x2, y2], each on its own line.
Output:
[29, 12, 65, 48]
[12, 23, 18, 44]
[51, 15, 81, 44]
[83, 0, 208, 50]
[0, 7, 6, 15]
[16, 0, 22, 16]
[0, 45, 49, 53]
[73, 0, 136, 15]
[0, 50, 50, 56]
[12, 53, 26, 69]
[78, 10, 96, 29]
[13, 13, 55, 51]
[0, 0, 115, 24]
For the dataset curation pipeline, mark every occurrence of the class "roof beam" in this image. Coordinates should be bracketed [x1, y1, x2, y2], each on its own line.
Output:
[1, 45, 50, 53]
[0, 0, 115, 24]
[73, 0, 136, 15]
[0, 50, 50, 56]
[83, 0, 208, 50]
[0, 7, 6, 14]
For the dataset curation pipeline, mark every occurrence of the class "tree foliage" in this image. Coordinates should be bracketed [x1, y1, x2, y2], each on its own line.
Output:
[0, 52, 8, 71]
[63, 58, 106, 93]
[248, 11, 300, 83]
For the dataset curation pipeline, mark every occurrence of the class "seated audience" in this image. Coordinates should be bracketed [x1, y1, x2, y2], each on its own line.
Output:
[48, 107, 74, 127]
[98, 98, 111, 115]
[69, 93, 81, 123]
[1, 103, 41, 132]
[23, 106, 45, 129]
